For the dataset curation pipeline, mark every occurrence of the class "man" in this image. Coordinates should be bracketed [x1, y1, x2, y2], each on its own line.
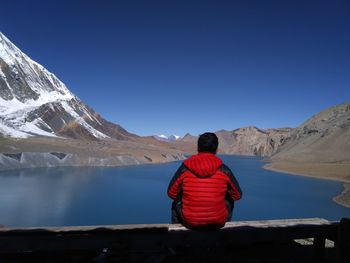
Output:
[167, 132, 242, 229]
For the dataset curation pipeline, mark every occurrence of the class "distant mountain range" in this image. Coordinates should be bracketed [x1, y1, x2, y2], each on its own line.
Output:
[173, 127, 293, 157]
[175, 105, 349, 162]
[1, 32, 349, 176]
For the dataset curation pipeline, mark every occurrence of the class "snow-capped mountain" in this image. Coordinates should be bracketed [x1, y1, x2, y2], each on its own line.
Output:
[0, 32, 135, 140]
[153, 134, 181, 142]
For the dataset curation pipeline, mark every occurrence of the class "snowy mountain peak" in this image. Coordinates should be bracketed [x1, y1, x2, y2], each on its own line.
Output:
[0, 32, 74, 104]
[153, 134, 181, 142]
[169, 134, 181, 140]
[0, 32, 134, 140]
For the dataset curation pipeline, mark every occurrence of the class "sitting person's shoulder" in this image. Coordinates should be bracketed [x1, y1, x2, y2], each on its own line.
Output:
[218, 163, 234, 175]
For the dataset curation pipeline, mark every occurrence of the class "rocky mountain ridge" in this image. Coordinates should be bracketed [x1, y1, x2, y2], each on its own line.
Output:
[216, 127, 293, 156]
[270, 102, 350, 163]
[0, 32, 135, 140]
[175, 127, 293, 157]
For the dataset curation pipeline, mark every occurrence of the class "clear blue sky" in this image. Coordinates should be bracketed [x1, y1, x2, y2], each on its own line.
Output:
[1, 0, 349, 136]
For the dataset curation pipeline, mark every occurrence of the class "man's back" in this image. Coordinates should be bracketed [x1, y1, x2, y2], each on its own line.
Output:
[168, 152, 242, 228]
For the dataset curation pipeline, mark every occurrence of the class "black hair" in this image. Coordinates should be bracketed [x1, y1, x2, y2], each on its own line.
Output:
[197, 132, 218, 154]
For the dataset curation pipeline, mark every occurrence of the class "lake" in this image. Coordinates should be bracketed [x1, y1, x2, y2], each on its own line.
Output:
[0, 155, 349, 227]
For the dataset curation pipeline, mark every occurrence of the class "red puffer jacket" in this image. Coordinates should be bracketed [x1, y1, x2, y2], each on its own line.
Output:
[168, 153, 242, 228]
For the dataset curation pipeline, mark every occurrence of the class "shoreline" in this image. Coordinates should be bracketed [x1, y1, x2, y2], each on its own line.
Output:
[263, 163, 349, 182]
[263, 162, 350, 208]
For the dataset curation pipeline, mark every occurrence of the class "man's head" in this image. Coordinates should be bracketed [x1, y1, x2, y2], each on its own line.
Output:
[197, 132, 219, 154]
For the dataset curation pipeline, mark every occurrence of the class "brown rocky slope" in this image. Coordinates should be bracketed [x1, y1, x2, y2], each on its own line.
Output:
[171, 127, 293, 157]
[265, 102, 350, 207]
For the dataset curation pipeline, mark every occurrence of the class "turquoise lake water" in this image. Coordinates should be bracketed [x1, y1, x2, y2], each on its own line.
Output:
[0, 155, 349, 227]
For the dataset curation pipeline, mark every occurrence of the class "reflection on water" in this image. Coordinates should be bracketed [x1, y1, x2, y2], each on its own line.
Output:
[0, 156, 349, 227]
[0, 167, 97, 227]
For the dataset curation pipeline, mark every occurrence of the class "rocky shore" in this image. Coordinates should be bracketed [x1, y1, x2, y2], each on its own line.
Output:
[333, 183, 350, 208]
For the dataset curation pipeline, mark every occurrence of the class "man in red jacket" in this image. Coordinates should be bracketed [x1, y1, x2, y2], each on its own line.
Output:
[167, 132, 242, 229]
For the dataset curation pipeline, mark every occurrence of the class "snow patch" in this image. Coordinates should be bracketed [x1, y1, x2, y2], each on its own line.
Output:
[22, 120, 57, 137]
[0, 121, 29, 138]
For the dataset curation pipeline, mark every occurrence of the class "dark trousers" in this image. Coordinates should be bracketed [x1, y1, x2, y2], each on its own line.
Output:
[171, 198, 234, 224]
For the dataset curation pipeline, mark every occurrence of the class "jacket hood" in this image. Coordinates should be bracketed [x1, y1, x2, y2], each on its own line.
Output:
[184, 153, 223, 178]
